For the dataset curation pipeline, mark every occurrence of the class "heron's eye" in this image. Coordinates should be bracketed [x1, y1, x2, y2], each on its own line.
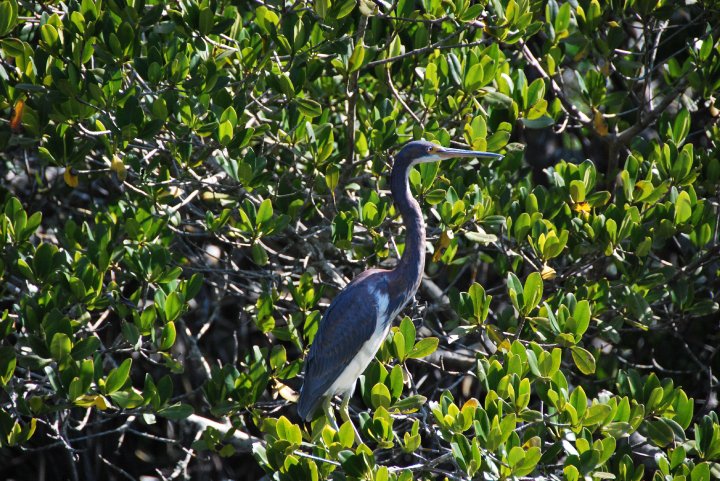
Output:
[426, 146, 433, 153]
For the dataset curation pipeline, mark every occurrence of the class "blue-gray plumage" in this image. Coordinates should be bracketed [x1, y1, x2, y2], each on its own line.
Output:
[297, 140, 502, 434]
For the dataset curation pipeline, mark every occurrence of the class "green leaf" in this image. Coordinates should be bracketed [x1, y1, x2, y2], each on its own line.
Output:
[399, 317, 415, 355]
[673, 390, 694, 429]
[32, 242, 58, 281]
[584, 403, 612, 425]
[390, 394, 426, 412]
[0, 346, 16, 386]
[109, 389, 145, 409]
[218, 120, 233, 145]
[349, 42, 365, 72]
[460, 3, 484, 22]
[137, 307, 157, 333]
[159, 321, 176, 350]
[464, 64, 485, 91]
[674, 190, 692, 225]
[50, 333, 72, 362]
[570, 346, 596, 374]
[691, 462, 710, 481]
[220, 106, 237, 128]
[465, 231, 498, 244]
[388, 364, 404, 400]
[278, 73, 294, 98]
[483, 91, 513, 108]
[392, 331, 406, 360]
[564, 465, 580, 481]
[157, 266, 183, 284]
[522, 272, 543, 315]
[569, 180, 586, 203]
[157, 403, 194, 420]
[184, 273, 204, 300]
[672, 108, 690, 145]
[572, 300, 591, 338]
[555, 2, 571, 31]
[507, 272, 523, 311]
[164, 291, 183, 322]
[122, 322, 141, 349]
[644, 419, 675, 447]
[40, 24, 59, 50]
[521, 116, 554, 129]
[487, 131, 510, 151]
[296, 98, 322, 118]
[526, 78, 546, 107]
[105, 358, 132, 394]
[339, 450, 371, 478]
[314, 0, 329, 18]
[371, 383, 391, 409]
[251, 243, 269, 266]
[468, 282, 490, 323]
[407, 338, 439, 359]
[425, 189, 446, 205]
[0, 0, 19, 36]
[0, 38, 24, 57]
[276, 416, 303, 444]
[71, 337, 100, 360]
[255, 6, 279, 33]
[569, 386, 587, 421]
[197, 6, 213, 35]
[338, 421, 355, 447]
[515, 446, 541, 476]
[335, 0, 356, 19]
[256, 199, 273, 226]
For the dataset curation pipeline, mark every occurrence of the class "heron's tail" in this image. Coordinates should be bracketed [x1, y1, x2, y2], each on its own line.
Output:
[296, 387, 322, 422]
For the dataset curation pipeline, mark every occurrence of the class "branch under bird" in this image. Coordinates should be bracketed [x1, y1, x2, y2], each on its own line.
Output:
[297, 140, 503, 441]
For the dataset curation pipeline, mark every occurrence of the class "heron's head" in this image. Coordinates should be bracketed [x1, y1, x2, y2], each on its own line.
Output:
[396, 140, 503, 166]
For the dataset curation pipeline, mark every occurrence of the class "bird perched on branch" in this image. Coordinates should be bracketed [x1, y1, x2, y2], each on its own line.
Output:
[297, 140, 502, 440]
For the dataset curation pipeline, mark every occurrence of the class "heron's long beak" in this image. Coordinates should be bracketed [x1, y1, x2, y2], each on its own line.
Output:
[437, 146, 503, 160]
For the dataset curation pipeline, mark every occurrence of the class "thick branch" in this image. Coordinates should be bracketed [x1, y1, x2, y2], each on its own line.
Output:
[186, 414, 261, 453]
[616, 80, 688, 145]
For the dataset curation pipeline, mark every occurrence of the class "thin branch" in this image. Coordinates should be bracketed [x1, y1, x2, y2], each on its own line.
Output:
[345, 15, 369, 165]
[366, 38, 487, 69]
[385, 65, 421, 123]
[519, 40, 592, 126]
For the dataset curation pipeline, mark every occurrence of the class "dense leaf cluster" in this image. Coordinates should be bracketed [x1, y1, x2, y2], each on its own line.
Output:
[1, 0, 719, 479]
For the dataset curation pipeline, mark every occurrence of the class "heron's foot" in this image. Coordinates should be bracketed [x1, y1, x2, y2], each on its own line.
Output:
[339, 397, 363, 445]
[323, 398, 340, 432]
[351, 422, 362, 445]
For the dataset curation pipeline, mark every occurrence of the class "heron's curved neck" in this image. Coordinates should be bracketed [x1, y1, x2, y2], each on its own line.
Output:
[389, 155, 425, 293]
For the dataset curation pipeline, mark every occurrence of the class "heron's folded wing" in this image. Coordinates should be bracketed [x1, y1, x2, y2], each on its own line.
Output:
[297, 277, 385, 419]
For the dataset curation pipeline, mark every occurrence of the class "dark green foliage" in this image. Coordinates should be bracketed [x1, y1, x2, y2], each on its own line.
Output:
[1, 0, 719, 479]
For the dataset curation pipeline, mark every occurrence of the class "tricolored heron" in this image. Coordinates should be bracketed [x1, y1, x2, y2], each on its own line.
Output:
[297, 140, 502, 439]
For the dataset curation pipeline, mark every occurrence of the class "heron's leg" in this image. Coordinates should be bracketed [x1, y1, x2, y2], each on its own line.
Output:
[339, 393, 362, 445]
[322, 396, 339, 431]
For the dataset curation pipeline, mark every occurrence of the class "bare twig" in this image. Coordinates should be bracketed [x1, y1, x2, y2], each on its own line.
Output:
[385, 65, 421, 123]
[345, 15, 369, 165]
[519, 40, 592, 126]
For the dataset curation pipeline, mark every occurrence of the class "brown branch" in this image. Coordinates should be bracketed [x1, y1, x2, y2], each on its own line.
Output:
[616, 79, 688, 145]
[519, 41, 592, 126]
[385, 64, 421, 123]
[345, 15, 369, 165]
[365, 34, 487, 69]
[605, 79, 688, 180]
[186, 414, 260, 452]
